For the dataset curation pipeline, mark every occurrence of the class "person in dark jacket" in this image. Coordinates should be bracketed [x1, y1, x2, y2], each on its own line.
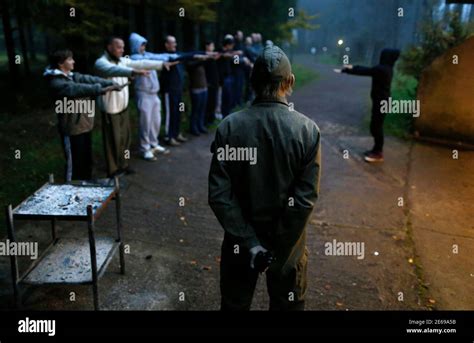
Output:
[232, 30, 246, 107]
[44, 49, 120, 181]
[209, 44, 321, 311]
[252, 33, 264, 56]
[341, 48, 400, 162]
[217, 36, 237, 118]
[243, 36, 257, 103]
[187, 57, 210, 135]
[204, 41, 220, 126]
[159, 35, 208, 146]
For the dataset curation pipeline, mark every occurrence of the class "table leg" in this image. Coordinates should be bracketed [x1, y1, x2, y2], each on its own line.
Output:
[6, 205, 21, 308]
[87, 205, 99, 311]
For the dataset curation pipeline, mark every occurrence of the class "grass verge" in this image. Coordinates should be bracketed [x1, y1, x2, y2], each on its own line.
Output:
[362, 71, 418, 138]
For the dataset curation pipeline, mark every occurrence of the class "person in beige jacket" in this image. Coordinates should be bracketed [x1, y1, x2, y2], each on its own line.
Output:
[94, 36, 174, 177]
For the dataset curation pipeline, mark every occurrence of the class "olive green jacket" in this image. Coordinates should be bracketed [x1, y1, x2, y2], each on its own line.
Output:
[209, 99, 321, 250]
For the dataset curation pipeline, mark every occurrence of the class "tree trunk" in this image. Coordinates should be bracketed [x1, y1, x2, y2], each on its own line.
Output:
[136, 0, 146, 35]
[215, 2, 223, 45]
[26, 19, 36, 61]
[15, 6, 31, 75]
[194, 23, 200, 50]
[1, 0, 19, 89]
[176, 18, 183, 50]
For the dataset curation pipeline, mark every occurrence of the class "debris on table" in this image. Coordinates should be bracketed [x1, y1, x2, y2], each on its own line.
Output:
[14, 184, 114, 216]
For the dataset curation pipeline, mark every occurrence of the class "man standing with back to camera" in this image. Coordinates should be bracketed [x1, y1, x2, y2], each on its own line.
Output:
[209, 44, 321, 311]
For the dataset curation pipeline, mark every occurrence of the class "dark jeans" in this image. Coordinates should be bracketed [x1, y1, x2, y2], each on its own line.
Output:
[206, 86, 218, 125]
[370, 103, 387, 153]
[233, 69, 245, 107]
[221, 76, 234, 118]
[164, 90, 183, 140]
[244, 65, 254, 103]
[61, 131, 93, 182]
[190, 90, 208, 134]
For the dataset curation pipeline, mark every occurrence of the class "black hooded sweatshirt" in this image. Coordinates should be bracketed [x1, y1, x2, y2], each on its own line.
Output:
[342, 49, 400, 102]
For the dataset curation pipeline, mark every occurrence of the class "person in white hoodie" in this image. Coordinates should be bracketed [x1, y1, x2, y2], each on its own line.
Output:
[94, 36, 173, 177]
[129, 33, 178, 161]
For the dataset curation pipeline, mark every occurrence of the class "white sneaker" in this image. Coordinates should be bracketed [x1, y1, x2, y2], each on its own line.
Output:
[151, 145, 170, 155]
[143, 150, 157, 161]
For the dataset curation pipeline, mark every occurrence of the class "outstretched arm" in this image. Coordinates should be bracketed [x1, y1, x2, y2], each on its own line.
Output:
[126, 59, 164, 71]
[94, 58, 133, 78]
[130, 52, 179, 61]
[342, 65, 375, 76]
[49, 78, 103, 98]
[73, 72, 115, 87]
[170, 51, 208, 62]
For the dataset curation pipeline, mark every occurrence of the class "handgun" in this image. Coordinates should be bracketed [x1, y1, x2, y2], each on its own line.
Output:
[254, 251, 274, 273]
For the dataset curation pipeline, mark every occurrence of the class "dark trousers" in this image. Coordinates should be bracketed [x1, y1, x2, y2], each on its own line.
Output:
[244, 66, 254, 103]
[190, 90, 208, 134]
[61, 131, 93, 182]
[233, 69, 245, 108]
[164, 91, 183, 140]
[206, 86, 218, 125]
[220, 232, 307, 311]
[370, 103, 387, 153]
[221, 76, 234, 118]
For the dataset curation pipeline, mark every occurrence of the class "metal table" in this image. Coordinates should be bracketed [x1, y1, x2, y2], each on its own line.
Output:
[5, 175, 125, 310]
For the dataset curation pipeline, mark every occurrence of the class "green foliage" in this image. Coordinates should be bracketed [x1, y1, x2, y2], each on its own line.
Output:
[33, 0, 125, 46]
[361, 71, 418, 138]
[279, 10, 319, 44]
[292, 63, 319, 89]
[218, 0, 297, 41]
[315, 54, 343, 66]
[384, 71, 418, 137]
[164, 0, 220, 22]
[0, 112, 64, 234]
[399, 12, 472, 81]
[19, 0, 130, 72]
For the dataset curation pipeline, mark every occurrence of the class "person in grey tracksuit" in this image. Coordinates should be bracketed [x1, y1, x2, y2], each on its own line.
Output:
[129, 33, 175, 160]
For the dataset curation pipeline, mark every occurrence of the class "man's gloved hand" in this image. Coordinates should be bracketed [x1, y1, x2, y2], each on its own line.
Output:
[249, 245, 268, 269]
